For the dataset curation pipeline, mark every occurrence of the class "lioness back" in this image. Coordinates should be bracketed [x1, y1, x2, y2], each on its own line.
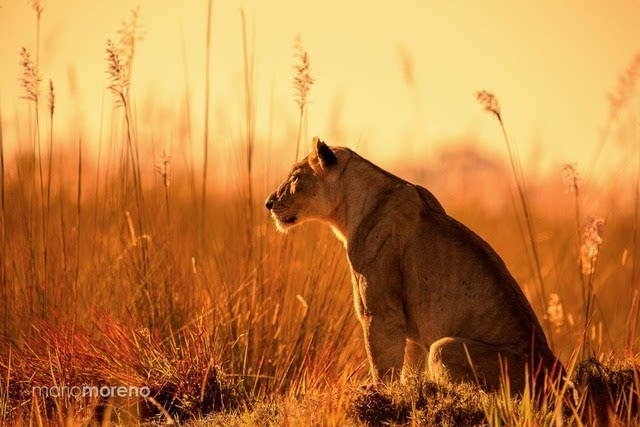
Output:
[404, 204, 552, 356]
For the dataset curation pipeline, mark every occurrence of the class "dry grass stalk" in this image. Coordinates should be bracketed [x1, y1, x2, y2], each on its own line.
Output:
[179, 24, 198, 236]
[29, 0, 44, 15]
[589, 52, 640, 172]
[47, 79, 54, 116]
[106, 40, 130, 105]
[580, 217, 606, 355]
[581, 218, 605, 276]
[117, 6, 144, 78]
[155, 151, 172, 223]
[19, 48, 40, 103]
[562, 165, 588, 299]
[293, 34, 313, 161]
[561, 165, 611, 357]
[241, 8, 256, 261]
[57, 143, 68, 280]
[200, 0, 213, 248]
[476, 90, 552, 348]
[42, 79, 55, 321]
[561, 164, 582, 258]
[0, 93, 4, 335]
[607, 53, 640, 117]
[545, 293, 564, 333]
[30, 0, 43, 72]
[90, 89, 105, 264]
[73, 138, 82, 329]
[106, 37, 149, 297]
[20, 46, 48, 315]
[106, 33, 150, 316]
[630, 126, 640, 349]
[396, 44, 416, 89]
[46, 82, 54, 217]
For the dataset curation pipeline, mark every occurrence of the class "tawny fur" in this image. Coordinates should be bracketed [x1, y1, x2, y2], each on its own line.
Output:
[266, 139, 562, 391]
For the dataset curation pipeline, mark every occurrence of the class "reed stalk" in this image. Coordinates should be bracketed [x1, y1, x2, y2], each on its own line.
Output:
[106, 39, 148, 277]
[32, 1, 47, 316]
[562, 164, 588, 314]
[579, 217, 605, 357]
[58, 146, 68, 282]
[74, 138, 82, 330]
[293, 35, 313, 162]
[476, 91, 553, 349]
[19, 47, 46, 315]
[629, 126, 640, 350]
[91, 90, 105, 263]
[200, 0, 213, 247]
[240, 9, 255, 261]
[0, 94, 5, 335]
[156, 151, 171, 224]
[179, 24, 198, 237]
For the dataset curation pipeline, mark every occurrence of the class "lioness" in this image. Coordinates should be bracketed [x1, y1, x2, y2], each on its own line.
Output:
[265, 138, 562, 391]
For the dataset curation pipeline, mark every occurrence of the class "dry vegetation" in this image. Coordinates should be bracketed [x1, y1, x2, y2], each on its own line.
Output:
[2, 3, 640, 426]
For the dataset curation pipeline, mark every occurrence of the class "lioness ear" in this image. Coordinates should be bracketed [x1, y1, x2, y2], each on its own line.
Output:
[312, 137, 336, 169]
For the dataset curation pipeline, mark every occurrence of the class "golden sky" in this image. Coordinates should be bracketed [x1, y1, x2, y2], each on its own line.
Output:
[1, 0, 639, 174]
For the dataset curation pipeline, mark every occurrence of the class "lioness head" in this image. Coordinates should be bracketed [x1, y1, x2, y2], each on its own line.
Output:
[265, 138, 344, 232]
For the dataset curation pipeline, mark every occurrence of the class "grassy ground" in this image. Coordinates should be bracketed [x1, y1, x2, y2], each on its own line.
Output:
[2, 3, 640, 426]
[2, 163, 640, 425]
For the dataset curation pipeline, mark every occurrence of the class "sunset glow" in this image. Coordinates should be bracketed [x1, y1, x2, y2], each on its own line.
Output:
[1, 0, 639, 172]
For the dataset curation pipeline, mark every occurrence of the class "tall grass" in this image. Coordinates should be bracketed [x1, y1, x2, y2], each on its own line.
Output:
[240, 8, 256, 262]
[106, 39, 149, 303]
[0, 92, 5, 336]
[293, 34, 313, 162]
[200, 0, 213, 247]
[476, 91, 553, 348]
[179, 23, 198, 240]
[44, 80, 54, 307]
[20, 47, 47, 317]
[629, 125, 640, 350]
[589, 52, 640, 173]
[73, 137, 82, 329]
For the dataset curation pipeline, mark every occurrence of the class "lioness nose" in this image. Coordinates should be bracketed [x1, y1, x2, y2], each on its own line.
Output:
[265, 194, 275, 211]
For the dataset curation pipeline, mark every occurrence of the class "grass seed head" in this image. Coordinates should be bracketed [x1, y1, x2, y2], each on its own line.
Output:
[293, 34, 314, 111]
[105, 39, 129, 104]
[30, 0, 43, 15]
[581, 217, 605, 275]
[561, 163, 580, 194]
[545, 293, 564, 332]
[396, 44, 416, 89]
[19, 47, 40, 102]
[117, 6, 145, 72]
[48, 79, 55, 115]
[155, 152, 171, 188]
[475, 90, 501, 118]
[608, 52, 640, 120]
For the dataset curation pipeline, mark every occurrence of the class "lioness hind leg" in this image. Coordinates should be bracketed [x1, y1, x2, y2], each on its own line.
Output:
[401, 339, 427, 382]
[428, 337, 527, 392]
